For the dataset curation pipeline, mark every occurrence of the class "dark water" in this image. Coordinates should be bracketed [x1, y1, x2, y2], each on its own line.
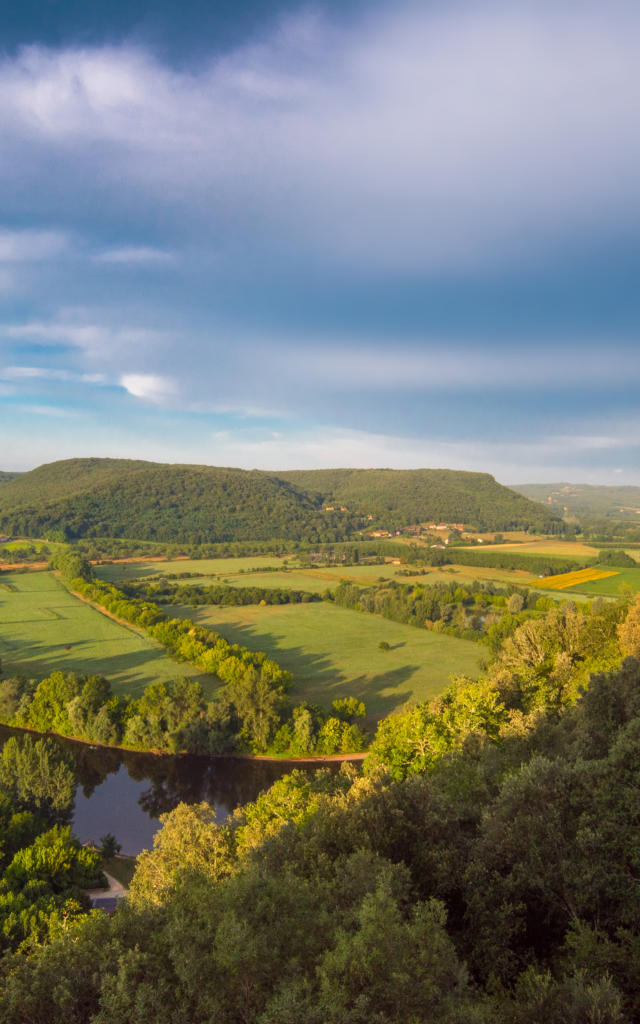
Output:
[0, 726, 313, 855]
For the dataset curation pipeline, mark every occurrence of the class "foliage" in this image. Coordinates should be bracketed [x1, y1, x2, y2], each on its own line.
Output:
[0, 457, 558, 544]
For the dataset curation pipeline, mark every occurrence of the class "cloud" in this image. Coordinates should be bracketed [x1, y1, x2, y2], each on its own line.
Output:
[3, 317, 170, 359]
[18, 404, 79, 418]
[120, 373, 176, 403]
[3, 365, 105, 383]
[94, 246, 174, 264]
[0, 228, 69, 262]
[0, 3, 639, 271]
[282, 343, 640, 391]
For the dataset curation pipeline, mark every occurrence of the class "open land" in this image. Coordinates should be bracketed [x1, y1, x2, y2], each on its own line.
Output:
[168, 600, 484, 721]
[94, 555, 289, 583]
[0, 571, 210, 697]
[563, 567, 640, 597]
[97, 556, 540, 592]
[459, 539, 599, 558]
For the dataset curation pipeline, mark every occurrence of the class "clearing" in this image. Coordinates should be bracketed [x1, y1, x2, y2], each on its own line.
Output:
[0, 571, 210, 697]
[168, 600, 484, 721]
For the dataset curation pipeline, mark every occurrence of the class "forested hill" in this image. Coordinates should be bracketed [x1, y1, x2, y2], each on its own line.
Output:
[0, 471, 22, 483]
[278, 467, 557, 532]
[0, 458, 558, 542]
[514, 481, 640, 520]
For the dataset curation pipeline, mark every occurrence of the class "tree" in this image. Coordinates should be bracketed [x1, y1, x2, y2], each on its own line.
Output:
[618, 593, 640, 658]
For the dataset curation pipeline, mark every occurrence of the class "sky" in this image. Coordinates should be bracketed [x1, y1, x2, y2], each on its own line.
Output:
[1, 0, 639, 484]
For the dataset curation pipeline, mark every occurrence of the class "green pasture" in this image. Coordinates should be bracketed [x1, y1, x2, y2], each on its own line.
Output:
[0, 571, 209, 698]
[459, 540, 598, 559]
[221, 562, 538, 592]
[169, 601, 484, 721]
[564, 567, 640, 597]
[96, 553, 542, 596]
[1, 539, 54, 553]
[94, 556, 289, 583]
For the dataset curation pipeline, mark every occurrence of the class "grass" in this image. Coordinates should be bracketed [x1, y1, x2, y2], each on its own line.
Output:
[169, 601, 484, 721]
[534, 567, 620, 591]
[102, 855, 137, 888]
[563, 567, 640, 597]
[94, 556, 289, 583]
[0, 571, 212, 698]
[459, 540, 598, 558]
[1, 539, 59, 553]
[102, 555, 540, 595]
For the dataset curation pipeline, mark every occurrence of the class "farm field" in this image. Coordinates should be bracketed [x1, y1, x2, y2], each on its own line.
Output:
[98, 556, 540, 594]
[563, 567, 640, 597]
[168, 601, 484, 721]
[534, 567, 619, 591]
[1, 539, 58, 552]
[94, 556, 289, 583]
[0, 571, 210, 698]
[459, 540, 599, 559]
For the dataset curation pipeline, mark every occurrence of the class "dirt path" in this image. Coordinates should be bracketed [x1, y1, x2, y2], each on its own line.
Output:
[87, 870, 127, 906]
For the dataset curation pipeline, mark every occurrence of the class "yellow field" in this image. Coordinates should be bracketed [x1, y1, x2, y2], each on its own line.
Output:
[534, 568, 619, 591]
[460, 540, 599, 557]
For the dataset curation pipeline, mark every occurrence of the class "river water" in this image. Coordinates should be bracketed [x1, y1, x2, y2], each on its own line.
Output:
[0, 726, 313, 855]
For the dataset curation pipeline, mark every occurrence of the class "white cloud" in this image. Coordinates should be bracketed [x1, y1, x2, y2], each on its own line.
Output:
[94, 246, 174, 264]
[281, 343, 640, 391]
[3, 317, 169, 360]
[18, 404, 79, 418]
[0, 3, 638, 270]
[120, 373, 176, 403]
[3, 365, 105, 383]
[0, 228, 69, 262]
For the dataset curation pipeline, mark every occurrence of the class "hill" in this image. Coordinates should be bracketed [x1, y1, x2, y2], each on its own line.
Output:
[279, 467, 557, 532]
[0, 459, 558, 543]
[514, 482, 640, 520]
[0, 471, 22, 483]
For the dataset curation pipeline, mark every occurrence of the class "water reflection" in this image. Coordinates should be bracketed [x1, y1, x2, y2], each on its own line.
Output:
[0, 726, 321, 855]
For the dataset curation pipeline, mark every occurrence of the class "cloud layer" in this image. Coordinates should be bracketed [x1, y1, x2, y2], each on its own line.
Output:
[0, 1, 638, 481]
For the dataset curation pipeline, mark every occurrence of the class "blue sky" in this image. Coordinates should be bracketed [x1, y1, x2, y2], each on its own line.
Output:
[1, 0, 639, 483]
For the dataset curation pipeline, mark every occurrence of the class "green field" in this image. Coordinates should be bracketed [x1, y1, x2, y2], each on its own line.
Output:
[97, 556, 539, 594]
[169, 601, 483, 721]
[459, 540, 599, 559]
[94, 556, 288, 583]
[1, 539, 57, 553]
[0, 572, 209, 697]
[564, 567, 640, 597]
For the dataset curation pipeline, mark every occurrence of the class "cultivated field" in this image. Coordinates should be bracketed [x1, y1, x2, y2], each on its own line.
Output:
[460, 540, 599, 559]
[563, 567, 640, 597]
[0, 571, 209, 697]
[535, 568, 620, 591]
[169, 601, 484, 721]
[97, 556, 539, 593]
[94, 556, 288, 583]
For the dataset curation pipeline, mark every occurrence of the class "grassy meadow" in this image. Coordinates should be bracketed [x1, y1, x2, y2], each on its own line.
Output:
[459, 539, 599, 559]
[169, 600, 484, 721]
[0, 571, 210, 698]
[563, 567, 640, 597]
[97, 555, 539, 593]
[94, 555, 288, 583]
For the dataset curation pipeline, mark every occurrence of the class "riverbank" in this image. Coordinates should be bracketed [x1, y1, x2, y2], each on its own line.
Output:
[0, 720, 367, 764]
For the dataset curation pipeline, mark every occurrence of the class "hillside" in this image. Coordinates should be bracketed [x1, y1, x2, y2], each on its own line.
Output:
[0, 471, 22, 483]
[279, 467, 557, 532]
[514, 482, 640, 520]
[0, 459, 558, 543]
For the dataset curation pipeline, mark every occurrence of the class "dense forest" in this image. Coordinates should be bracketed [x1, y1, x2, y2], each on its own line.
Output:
[1, 591, 639, 1021]
[278, 466, 559, 532]
[0, 459, 559, 542]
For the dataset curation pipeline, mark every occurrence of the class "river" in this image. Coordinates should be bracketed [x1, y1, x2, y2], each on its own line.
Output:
[0, 726, 317, 855]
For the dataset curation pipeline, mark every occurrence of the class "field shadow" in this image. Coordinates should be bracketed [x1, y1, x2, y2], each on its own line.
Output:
[182, 612, 417, 718]
[1, 637, 208, 697]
